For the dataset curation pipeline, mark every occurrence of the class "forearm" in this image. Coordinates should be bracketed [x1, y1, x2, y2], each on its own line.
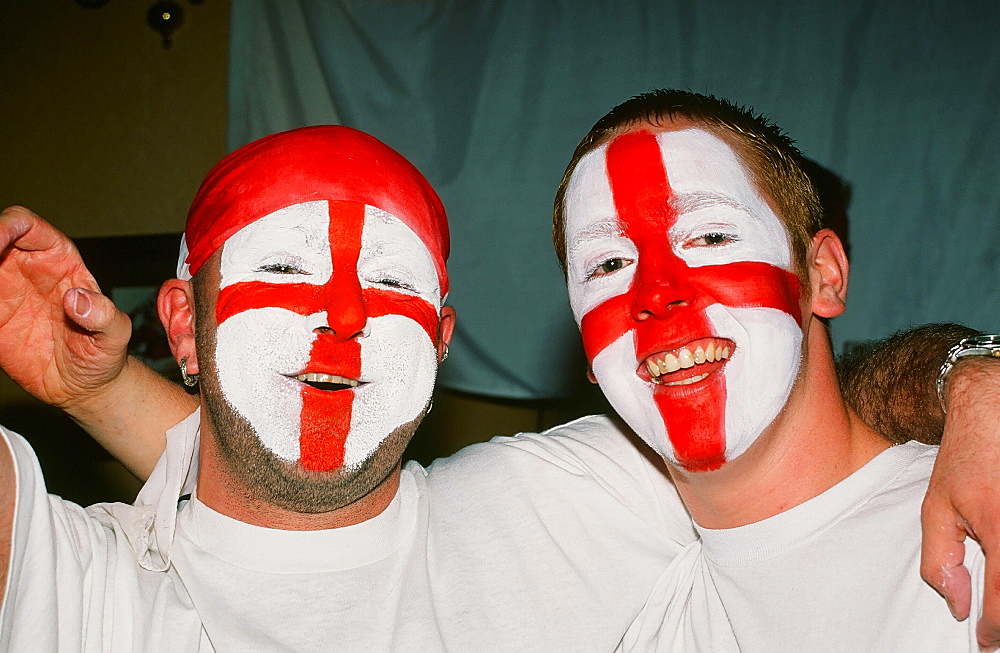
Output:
[64, 356, 198, 480]
[838, 323, 981, 444]
[0, 435, 13, 602]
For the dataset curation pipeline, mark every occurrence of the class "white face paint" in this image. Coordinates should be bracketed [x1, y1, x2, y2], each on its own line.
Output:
[564, 128, 804, 470]
[213, 200, 441, 472]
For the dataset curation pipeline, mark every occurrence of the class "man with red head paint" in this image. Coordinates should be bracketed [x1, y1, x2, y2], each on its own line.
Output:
[0, 127, 698, 650]
[555, 90, 989, 650]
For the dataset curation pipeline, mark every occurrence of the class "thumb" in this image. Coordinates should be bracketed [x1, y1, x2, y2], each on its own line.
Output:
[921, 494, 972, 621]
[63, 287, 132, 347]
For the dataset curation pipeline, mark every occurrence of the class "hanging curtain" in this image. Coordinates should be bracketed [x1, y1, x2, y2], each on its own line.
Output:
[229, 0, 1000, 399]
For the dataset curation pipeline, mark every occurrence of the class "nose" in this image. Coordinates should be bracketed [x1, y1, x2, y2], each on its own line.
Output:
[313, 273, 368, 340]
[631, 258, 693, 321]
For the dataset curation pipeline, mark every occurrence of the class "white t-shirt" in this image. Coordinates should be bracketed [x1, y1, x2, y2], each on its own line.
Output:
[0, 425, 208, 651]
[1, 412, 696, 651]
[620, 442, 984, 652]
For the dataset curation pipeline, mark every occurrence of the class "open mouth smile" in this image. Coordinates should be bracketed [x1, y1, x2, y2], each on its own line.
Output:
[639, 337, 735, 386]
[292, 372, 364, 392]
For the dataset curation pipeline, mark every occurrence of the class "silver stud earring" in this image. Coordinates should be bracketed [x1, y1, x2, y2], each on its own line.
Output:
[180, 357, 199, 387]
[441, 344, 449, 361]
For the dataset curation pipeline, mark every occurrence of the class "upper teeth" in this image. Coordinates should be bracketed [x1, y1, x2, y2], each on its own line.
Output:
[296, 373, 359, 386]
[644, 343, 731, 378]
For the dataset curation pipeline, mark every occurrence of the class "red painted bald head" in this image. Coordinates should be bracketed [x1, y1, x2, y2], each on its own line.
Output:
[178, 125, 450, 295]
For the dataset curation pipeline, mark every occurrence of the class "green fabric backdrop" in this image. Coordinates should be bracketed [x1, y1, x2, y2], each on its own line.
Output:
[228, 0, 1000, 399]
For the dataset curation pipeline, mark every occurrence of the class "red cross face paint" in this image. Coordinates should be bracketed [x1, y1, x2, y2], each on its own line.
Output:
[213, 200, 442, 473]
[564, 128, 804, 471]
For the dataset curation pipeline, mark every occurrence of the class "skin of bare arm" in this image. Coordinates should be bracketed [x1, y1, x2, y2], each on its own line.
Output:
[837, 323, 1000, 649]
[0, 206, 197, 480]
[0, 435, 14, 606]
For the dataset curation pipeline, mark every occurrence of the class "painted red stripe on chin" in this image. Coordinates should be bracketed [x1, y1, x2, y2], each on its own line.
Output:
[299, 336, 359, 472]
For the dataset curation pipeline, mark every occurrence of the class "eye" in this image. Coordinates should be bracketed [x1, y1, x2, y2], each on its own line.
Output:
[586, 257, 633, 280]
[257, 262, 309, 275]
[375, 277, 417, 292]
[684, 232, 737, 248]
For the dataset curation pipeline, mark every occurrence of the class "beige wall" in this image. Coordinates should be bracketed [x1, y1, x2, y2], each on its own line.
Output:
[0, 0, 231, 237]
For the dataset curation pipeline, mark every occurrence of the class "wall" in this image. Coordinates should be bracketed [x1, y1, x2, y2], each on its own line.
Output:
[0, 0, 230, 237]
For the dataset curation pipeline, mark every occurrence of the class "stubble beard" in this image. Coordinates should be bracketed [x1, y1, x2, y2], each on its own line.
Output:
[194, 302, 424, 515]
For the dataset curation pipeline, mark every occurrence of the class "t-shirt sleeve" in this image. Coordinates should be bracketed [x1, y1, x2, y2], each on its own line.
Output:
[0, 425, 115, 650]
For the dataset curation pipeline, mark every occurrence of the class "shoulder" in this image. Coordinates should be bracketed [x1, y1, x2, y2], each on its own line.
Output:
[0, 425, 112, 648]
[421, 415, 692, 539]
[428, 414, 664, 483]
[874, 441, 938, 498]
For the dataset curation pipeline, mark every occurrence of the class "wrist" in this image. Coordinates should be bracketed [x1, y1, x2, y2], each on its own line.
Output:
[937, 334, 1000, 411]
[60, 355, 140, 425]
[942, 356, 1000, 414]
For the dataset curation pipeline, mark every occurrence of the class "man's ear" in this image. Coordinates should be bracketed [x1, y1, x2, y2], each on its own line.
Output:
[436, 305, 457, 363]
[158, 279, 200, 373]
[807, 228, 849, 319]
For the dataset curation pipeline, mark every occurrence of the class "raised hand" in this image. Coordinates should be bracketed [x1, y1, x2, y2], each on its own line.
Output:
[0, 206, 133, 409]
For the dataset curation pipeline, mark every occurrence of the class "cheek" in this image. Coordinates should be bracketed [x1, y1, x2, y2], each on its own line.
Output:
[342, 314, 438, 468]
[589, 332, 672, 459]
[705, 305, 803, 459]
[215, 308, 316, 461]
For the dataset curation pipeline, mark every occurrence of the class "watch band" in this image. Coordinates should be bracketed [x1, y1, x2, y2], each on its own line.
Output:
[936, 334, 1000, 409]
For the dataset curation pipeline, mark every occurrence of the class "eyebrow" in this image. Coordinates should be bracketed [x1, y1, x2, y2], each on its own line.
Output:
[567, 191, 764, 255]
[671, 191, 753, 216]
[566, 220, 625, 255]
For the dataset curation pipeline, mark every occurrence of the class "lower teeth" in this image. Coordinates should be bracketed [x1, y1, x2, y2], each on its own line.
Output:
[663, 372, 710, 386]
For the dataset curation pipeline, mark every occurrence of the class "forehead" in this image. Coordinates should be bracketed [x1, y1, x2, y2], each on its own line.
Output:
[220, 200, 433, 260]
[565, 127, 777, 235]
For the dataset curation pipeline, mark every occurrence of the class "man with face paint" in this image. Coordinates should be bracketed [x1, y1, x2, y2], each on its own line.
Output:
[555, 89, 990, 650]
[0, 127, 702, 650]
[166, 125, 455, 520]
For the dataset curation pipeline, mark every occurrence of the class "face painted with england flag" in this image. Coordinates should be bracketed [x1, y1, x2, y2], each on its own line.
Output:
[213, 199, 442, 473]
[564, 127, 803, 471]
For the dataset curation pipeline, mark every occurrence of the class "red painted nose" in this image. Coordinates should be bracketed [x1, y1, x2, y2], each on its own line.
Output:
[631, 253, 694, 321]
[315, 271, 368, 340]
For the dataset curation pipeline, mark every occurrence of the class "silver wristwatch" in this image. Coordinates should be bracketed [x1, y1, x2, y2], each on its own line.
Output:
[936, 334, 1000, 409]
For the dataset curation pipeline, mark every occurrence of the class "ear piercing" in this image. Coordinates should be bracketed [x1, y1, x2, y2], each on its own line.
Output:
[441, 344, 449, 361]
[180, 357, 200, 387]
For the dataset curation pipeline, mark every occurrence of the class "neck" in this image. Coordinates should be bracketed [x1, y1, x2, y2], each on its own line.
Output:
[194, 414, 401, 530]
[668, 318, 890, 529]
